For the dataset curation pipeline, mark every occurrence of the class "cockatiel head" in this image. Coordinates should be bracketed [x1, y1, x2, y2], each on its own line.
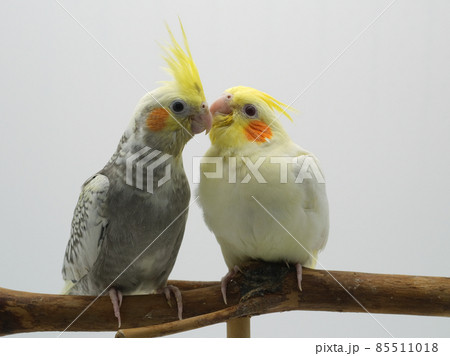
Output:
[209, 86, 294, 151]
[129, 23, 211, 156]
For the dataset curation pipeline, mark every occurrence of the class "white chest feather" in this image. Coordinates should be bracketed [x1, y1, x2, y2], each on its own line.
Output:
[198, 144, 329, 269]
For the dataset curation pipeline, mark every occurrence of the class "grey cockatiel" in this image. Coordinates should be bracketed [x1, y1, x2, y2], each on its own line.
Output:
[61, 24, 211, 326]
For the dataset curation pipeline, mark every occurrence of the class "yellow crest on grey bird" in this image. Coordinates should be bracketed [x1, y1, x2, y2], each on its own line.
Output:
[161, 20, 206, 102]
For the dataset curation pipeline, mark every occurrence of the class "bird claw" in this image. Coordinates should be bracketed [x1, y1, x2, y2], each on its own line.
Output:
[109, 288, 123, 328]
[161, 285, 183, 320]
[295, 263, 303, 291]
[221, 265, 241, 305]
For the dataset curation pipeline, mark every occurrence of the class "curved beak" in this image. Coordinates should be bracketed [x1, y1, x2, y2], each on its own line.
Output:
[191, 102, 212, 135]
[210, 93, 233, 116]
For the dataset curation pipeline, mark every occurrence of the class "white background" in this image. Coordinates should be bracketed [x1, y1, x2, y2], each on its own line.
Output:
[1, 339, 450, 355]
[0, 0, 449, 338]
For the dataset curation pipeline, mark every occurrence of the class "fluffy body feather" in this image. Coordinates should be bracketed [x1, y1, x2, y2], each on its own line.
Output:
[62, 24, 211, 323]
[199, 87, 328, 280]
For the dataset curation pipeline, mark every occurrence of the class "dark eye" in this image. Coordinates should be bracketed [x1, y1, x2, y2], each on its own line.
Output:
[243, 104, 257, 117]
[170, 100, 186, 113]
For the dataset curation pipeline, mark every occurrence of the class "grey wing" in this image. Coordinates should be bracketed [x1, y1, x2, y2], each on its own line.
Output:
[62, 174, 110, 283]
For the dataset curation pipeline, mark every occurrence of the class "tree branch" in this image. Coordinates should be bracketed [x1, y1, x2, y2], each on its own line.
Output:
[1, 262, 449, 337]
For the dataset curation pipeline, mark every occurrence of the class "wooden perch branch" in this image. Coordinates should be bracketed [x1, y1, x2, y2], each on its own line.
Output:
[1, 262, 449, 337]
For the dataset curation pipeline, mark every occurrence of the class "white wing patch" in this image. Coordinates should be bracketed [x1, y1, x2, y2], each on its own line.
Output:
[62, 174, 110, 283]
[292, 153, 329, 254]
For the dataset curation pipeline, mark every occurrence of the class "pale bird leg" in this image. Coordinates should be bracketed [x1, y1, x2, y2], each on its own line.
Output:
[221, 265, 241, 305]
[296, 263, 303, 291]
[161, 285, 183, 320]
[109, 288, 123, 328]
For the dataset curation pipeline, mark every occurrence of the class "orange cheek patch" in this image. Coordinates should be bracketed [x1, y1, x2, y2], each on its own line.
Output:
[146, 108, 169, 131]
[244, 120, 272, 142]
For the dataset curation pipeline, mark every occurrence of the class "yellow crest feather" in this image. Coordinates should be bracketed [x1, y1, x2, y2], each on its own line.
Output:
[228, 86, 296, 121]
[161, 21, 206, 101]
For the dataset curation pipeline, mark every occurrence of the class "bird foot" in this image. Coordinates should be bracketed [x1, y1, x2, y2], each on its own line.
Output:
[221, 265, 241, 305]
[109, 288, 123, 328]
[161, 285, 183, 320]
[296, 263, 303, 291]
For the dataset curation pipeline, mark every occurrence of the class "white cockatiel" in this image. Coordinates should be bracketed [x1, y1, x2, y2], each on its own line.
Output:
[198, 86, 329, 302]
